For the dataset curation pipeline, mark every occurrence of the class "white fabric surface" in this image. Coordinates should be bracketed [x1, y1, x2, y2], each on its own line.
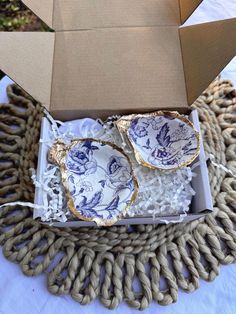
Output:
[1, 1, 236, 312]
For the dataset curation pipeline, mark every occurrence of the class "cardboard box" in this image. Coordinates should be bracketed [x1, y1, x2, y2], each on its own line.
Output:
[0, 1, 232, 226]
[34, 109, 213, 227]
[0, 1, 236, 120]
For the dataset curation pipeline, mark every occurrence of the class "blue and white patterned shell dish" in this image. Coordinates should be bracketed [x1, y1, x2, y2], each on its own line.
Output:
[49, 139, 138, 226]
[116, 111, 200, 171]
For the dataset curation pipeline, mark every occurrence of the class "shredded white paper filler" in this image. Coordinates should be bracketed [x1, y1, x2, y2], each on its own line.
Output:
[31, 112, 196, 223]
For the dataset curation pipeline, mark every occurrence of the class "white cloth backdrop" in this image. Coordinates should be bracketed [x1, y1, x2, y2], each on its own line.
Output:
[1, 0, 236, 313]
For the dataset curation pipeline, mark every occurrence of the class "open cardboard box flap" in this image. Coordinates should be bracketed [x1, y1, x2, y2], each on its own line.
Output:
[0, 1, 236, 120]
[21, 0, 203, 30]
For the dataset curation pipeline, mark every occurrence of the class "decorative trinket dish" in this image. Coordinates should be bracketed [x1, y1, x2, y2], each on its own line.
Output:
[117, 111, 200, 171]
[49, 138, 138, 226]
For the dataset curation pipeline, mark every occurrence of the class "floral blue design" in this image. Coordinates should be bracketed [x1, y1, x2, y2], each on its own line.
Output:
[156, 123, 171, 148]
[150, 116, 163, 130]
[76, 191, 103, 219]
[143, 139, 151, 150]
[151, 147, 169, 159]
[107, 156, 123, 175]
[98, 180, 106, 188]
[103, 196, 120, 219]
[105, 156, 133, 192]
[127, 115, 199, 169]
[65, 140, 136, 224]
[67, 141, 98, 175]
[129, 118, 148, 141]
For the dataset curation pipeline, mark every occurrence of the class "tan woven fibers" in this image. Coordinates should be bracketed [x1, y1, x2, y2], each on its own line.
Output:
[0, 79, 235, 310]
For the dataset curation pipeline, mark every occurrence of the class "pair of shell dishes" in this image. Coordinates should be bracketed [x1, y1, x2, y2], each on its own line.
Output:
[49, 111, 200, 226]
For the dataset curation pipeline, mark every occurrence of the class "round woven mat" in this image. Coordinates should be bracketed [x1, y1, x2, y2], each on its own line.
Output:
[0, 78, 236, 310]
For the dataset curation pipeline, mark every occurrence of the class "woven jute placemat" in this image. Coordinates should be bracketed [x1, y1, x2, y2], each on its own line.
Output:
[0, 78, 236, 310]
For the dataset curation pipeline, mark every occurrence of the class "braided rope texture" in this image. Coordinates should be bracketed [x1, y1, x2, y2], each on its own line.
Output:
[0, 79, 236, 310]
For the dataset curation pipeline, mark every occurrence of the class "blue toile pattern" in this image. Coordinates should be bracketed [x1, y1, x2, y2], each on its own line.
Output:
[128, 115, 199, 170]
[66, 140, 136, 224]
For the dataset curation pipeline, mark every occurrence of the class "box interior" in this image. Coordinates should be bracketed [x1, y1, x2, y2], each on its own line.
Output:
[34, 109, 213, 227]
[22, 0, 203, 30]
[51, 27, 188, 119]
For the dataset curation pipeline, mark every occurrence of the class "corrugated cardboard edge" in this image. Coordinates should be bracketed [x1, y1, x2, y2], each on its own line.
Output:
[0, 32, 55, 109]
[190, 110, 213, 213]
[179, 0, 203, 24]
[180, 18, 236, 105]
[22, 0, 54, 28]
